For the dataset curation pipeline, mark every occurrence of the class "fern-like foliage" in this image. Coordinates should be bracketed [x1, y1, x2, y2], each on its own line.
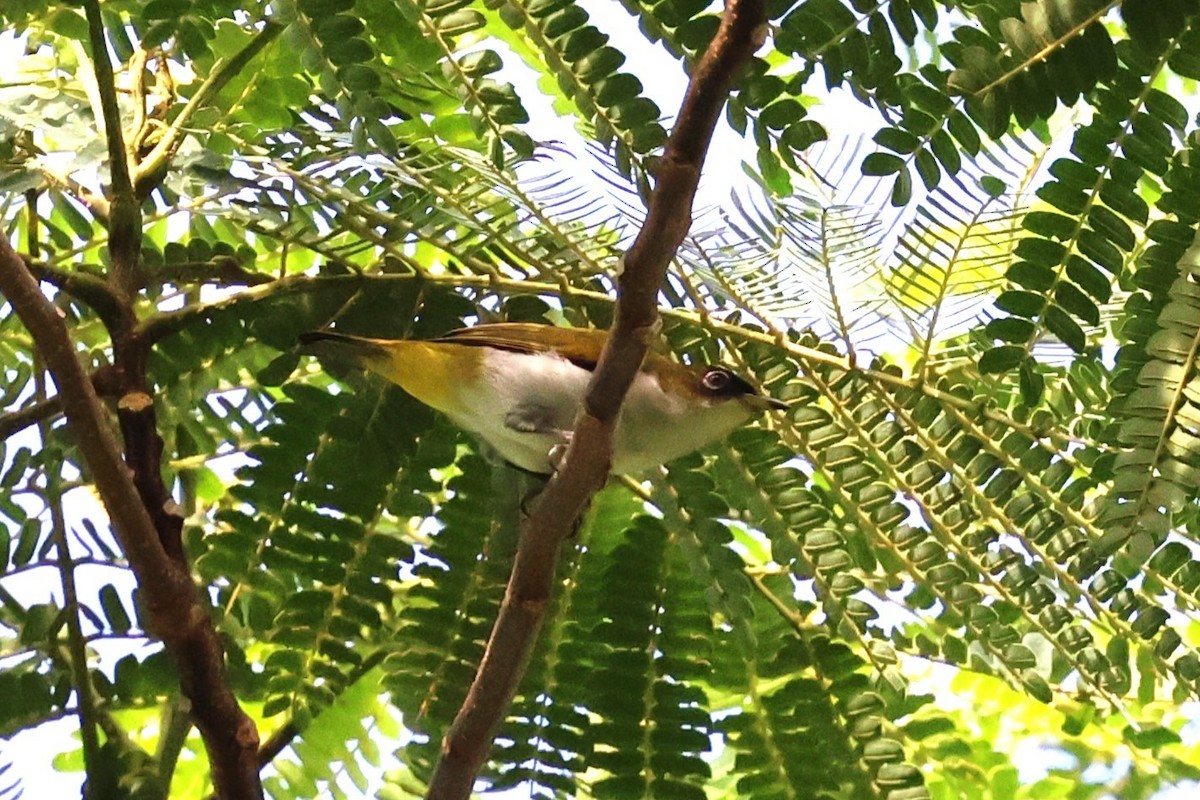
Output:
[1098, 189, 1200, 555]
[5, 1, 1200, 798]
[981, 5, 1200, 377]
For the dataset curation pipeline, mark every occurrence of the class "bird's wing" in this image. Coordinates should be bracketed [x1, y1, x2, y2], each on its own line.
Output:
[434, 323, 609, 370]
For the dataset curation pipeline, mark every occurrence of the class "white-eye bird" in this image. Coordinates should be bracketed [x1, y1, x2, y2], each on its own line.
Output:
[298, 323, 787, 475]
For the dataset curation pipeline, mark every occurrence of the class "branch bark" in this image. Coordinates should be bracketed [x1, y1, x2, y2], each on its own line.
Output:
[0, 365, 119, 442]
[21, 256, 127, 329]
[81, 0, 141, 298]
[0, 238, 264, 799]
[424, 2, 767, 797]
[133, 21, 284, 198]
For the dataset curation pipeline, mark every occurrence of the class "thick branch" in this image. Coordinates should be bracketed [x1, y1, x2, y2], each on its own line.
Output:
[0, 241, 263, 799]
[0, 245, 175, 618]
[425, 2, 767, 797]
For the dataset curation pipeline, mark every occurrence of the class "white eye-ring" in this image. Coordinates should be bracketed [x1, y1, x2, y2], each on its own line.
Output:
[703, 368, 731, 391]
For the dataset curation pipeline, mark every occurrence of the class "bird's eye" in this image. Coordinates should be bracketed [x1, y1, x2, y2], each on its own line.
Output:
[702, 368, 732, 391]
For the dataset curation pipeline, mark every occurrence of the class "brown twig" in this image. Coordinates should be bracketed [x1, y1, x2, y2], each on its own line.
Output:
[424, 2, 767, 797]
[0, 366, 119, 441]
[40, 376, 113, 795]
[196, 651, 388, 800]
[2, 394, 63, 441]
[38, 167, 112, 220]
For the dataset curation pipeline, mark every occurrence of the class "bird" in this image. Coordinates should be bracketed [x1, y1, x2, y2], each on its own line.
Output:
[298, 322, 787, 475]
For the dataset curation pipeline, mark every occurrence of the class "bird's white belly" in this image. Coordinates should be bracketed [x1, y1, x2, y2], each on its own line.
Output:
[446, 349, 752, 474]
[443, 349, 588, 473]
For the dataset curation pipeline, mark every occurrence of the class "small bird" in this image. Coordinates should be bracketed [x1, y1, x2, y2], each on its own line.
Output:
[298, 323, 787, 475]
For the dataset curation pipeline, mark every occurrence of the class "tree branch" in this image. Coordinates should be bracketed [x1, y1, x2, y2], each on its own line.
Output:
[127, 47, 150, 168]
[199, 652, 389, 800]
[146, 257, 275, 290]
[0, 240, 263, 798]
[81, 0, 141, 298]
[39, 168, 111, 220]
[425, 2, 767, 797]
[21, 256, 127, 329]
[1, 365, 119, 442]
[136, 269, 1010, 447]
[30, 188, 111, 795]
[133, 21, 284, 198]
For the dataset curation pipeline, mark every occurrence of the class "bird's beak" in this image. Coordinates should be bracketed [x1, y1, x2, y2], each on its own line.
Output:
[745, 395, 790, 412]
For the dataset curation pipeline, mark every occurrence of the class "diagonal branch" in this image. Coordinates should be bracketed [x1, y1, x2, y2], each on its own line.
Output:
[133, 21, 284, 198]
[424, 2, 768, 797]
[0, 241, 264, 797]
[21, 256, 127, 329]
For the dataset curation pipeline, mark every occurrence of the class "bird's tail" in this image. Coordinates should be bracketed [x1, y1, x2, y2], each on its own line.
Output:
[297, 330, 390, 366]
[298, 331, 459, 413]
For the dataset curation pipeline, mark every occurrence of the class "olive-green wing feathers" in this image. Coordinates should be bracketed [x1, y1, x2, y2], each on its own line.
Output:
[435, 323, 610, 370]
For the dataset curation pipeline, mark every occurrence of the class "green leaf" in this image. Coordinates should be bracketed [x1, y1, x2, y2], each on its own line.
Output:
[98, 585, 132, 635]
[1044, 305, 1087, 352]
[1019, 360, 1044, 405]
[12, 520, 40, 568]
[980, 345, 1025, 374]
[862, 152, 905, 176]
[435, 8, 485, 35]
[1124, 725, 1182, 750]
[874, 127, 920, 154]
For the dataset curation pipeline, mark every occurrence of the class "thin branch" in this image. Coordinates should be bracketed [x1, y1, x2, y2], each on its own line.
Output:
[38, 169, 111, 220]
[256, 721, 299, 768]
[30, 182, 110, 789]
[425, 2, 767, 797]
[199, 651, 388, 800]
[155, 696, 193, 796]
[133, 21, 284, 197]
[21, 256, 127, 328]
[136, 267, 1073, 452]
[46, 568, 110, 793]
[146, 257, 275, 290]
[81, 0, 140, 297]
[127, 47, 150, 167]
[0, 239, 263, 798]
[1, 365, 118, 442]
